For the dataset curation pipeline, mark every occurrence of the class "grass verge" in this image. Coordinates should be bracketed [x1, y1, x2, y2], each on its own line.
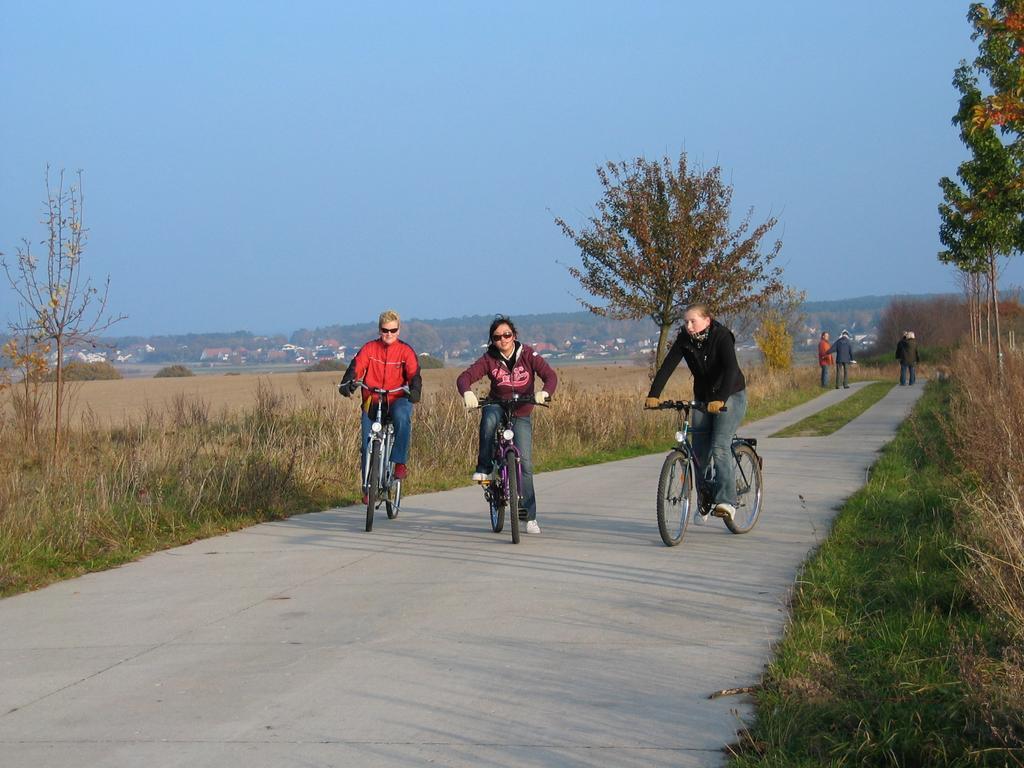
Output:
[730, 380, 1010, 767]
[770, 381, 895, 437]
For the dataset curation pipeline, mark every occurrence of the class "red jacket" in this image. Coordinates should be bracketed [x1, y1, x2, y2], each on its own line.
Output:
[818, 339, 834, 366]
[344, 339, 421, 408]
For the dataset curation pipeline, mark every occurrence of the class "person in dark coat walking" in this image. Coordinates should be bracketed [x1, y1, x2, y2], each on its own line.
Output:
[895, 331, 919, 385]
[827, 330, 854, 389]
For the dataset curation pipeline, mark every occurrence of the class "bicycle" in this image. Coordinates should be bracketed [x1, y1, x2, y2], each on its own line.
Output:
[359, 381, 409, 532]
[473, 393, 547, 544]
[649, 400, 764, 546]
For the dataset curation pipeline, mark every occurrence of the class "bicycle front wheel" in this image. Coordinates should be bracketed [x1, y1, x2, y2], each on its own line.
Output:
[726, 443, 763, 534]
[657, 451, 694, 547]
[489, 477, 505, 533]
[506, 454, 521, 544]
[366, 441, 381, 532]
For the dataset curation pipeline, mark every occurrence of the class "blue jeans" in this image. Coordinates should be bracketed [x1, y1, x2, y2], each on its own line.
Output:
[820, 365, 829, 387]
[899, 363, 916, 385]
[361, 396, 412, 471]
[477, 405, 537, 521]
[690, 390, 747, 506]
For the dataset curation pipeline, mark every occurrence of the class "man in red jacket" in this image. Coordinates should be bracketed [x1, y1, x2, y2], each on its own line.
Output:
[817, 331, 834, 388]
[339, 310, 422, 495]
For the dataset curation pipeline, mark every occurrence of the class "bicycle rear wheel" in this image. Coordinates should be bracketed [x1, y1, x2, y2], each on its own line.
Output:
[725, 443, 763, 534]
[386, 477, 401, 519]
[657, 451, 694, 547]
[366, 441, 381, 532]
[506, 453, 521, 544]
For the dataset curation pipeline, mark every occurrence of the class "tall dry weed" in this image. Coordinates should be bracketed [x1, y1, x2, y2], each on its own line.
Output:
[949, 347, 1024, 755]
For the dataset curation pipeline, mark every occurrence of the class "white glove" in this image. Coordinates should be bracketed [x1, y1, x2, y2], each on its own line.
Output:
[463, 391, 479, 410]
[534, 390, 549, 405]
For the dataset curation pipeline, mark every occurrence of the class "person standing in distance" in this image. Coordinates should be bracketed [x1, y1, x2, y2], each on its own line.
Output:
[817, 331, 834, 388]
[827, 329, 854, 389]
[339, 309, 422, 503]
[895, 330, 919, 386]
[644, 303, 747, 525]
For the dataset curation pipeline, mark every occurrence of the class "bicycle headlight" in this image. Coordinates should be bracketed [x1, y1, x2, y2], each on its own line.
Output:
[502, 428, 515, 441]
[675, 430, 685, 443]
[371, 422, 383, 433]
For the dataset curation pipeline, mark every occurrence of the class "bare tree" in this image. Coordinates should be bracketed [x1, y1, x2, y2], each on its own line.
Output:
[555, 151, 785, 368]
[1, 168, 125, 451]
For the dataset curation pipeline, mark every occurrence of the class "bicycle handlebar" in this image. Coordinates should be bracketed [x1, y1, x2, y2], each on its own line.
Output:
[647, 400, 726, 413]
[357, 381, 410, 395]
[474, 393, 551, 409]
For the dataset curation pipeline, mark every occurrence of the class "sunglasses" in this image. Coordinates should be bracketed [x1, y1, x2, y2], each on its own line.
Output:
[380, 326, 399, 335]
[492, 332, 514, 341]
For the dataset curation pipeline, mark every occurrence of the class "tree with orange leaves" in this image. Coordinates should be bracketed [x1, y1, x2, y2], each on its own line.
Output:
[555, 151, 784, 368]
[939, 3, 1024, 369]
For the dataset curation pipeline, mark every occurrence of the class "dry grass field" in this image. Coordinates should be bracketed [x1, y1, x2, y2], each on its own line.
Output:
[0, 361, 828, 596]
[13, 364, 677, 427]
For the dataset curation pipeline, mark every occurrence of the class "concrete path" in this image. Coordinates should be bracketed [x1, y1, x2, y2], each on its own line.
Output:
[0, 383, 924, 768]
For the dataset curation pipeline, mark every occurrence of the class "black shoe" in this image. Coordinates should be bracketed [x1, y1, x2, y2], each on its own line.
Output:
[843, 385, 850, 388]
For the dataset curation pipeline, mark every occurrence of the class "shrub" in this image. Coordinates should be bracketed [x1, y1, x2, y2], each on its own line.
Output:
[44, 361, 122, 381]
[154, 365, 195, 378]
[304, 359, 347, 373]
[754, 312, 792, 370]
[418, 354, 444, 369]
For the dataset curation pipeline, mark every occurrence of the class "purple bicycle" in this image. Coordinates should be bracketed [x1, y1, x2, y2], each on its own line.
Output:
[473, 393, 546, 544]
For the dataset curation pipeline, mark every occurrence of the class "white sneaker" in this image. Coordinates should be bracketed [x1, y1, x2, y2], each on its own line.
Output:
[713, 502, 736, 522]
[525, 520, 541, 534]
[472, 472, 489, 483]
[693, 510, 709, 526]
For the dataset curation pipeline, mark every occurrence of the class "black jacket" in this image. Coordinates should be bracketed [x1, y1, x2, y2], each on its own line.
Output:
[648, 320, 746, 402]
[895, 338, 919, 365]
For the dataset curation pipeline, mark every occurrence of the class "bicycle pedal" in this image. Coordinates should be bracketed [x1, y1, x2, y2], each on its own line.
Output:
[479, 479, 491, 487]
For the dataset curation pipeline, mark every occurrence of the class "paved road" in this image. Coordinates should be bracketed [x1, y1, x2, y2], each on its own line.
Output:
[0, 383, 923, 768]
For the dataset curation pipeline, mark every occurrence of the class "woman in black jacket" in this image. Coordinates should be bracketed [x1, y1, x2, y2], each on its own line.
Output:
[645, 303, 747, 525]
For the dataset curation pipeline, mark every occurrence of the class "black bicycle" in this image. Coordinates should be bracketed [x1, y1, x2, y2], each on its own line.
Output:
[473, 393, 547, 544]
[359, 382, 408, 532]
[650, 400, 764, 546]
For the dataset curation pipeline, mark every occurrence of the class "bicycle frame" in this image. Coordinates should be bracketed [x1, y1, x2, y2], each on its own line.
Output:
[475, 393, 546, 543]
[358, 382, 409, 532]
[486, 404, 524, 506]
[664, 402, 714, 514]
[362, 385, 397, 493]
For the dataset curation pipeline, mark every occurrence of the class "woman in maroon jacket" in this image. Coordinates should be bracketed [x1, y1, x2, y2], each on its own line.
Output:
[456, 315, 557, 534]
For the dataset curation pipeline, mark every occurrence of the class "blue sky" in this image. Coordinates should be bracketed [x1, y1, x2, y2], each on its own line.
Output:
[0, 1, 1007, 336]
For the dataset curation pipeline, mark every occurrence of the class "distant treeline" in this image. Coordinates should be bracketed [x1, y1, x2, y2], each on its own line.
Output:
[16, 294, 960, 363]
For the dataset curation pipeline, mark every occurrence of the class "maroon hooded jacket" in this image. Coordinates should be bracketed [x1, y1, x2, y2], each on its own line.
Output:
[456, 342, 558, 416]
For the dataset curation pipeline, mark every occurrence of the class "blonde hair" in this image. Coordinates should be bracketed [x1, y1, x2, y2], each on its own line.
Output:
[378, 309, 400, 328]
[684, 303, 711, 318]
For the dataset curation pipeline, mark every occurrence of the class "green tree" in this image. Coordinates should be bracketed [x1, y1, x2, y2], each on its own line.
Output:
[555, 151, 784, 368]
[939, 58, 1024, 367]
